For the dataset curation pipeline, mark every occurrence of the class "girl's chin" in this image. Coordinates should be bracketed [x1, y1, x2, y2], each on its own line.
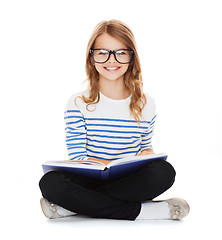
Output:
[101, 76, 121, 81]
[99, 72, 123, 81]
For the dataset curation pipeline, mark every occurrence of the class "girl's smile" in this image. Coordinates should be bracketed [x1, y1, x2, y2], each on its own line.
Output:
[103, 66, 121, 72]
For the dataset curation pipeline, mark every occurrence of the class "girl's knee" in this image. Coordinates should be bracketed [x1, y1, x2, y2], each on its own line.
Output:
[39, 171, 63, 192]
[162, 160, 176, 179]
[150, 160, 176, 186]
[39, 171, 68, 202]
[160, 161, 176, 188]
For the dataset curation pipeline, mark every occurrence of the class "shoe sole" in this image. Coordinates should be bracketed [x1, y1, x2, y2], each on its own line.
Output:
[40, 198, 52, 219]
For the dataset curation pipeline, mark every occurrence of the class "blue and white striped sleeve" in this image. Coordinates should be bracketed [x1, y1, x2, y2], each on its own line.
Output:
[140, 95, 157, 151]
[64, 95, 89, 161]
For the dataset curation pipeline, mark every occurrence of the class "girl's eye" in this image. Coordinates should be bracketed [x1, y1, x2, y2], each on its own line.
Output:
[99, 50, 108, 55]
[117, 50, 126, 55]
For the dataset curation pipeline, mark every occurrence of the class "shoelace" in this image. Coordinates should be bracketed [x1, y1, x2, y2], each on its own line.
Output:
[48, 202, 59, 213]
[172, 204, 184, 219]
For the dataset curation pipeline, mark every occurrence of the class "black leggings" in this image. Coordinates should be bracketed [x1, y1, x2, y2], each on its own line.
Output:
[39, 160, 176, 220]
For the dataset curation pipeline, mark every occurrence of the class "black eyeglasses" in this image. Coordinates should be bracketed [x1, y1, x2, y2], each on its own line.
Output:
[90, 49, 134, 64]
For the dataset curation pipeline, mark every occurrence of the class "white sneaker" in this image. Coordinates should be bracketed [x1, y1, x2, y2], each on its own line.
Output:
[40, 198, 77, 219]
[165, 198, 190, 220]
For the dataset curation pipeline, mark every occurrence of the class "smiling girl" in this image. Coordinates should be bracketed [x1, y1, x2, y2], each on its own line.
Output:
[39, 20, 190, 221]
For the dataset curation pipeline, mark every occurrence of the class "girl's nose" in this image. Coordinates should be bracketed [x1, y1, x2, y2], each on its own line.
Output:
[108, 53, 116, 63]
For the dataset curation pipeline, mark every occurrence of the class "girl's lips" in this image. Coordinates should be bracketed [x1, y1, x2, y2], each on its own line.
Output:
[104, 67, 121, 72]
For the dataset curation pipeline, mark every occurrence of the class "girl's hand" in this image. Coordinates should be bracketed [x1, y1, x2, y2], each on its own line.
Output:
[137, 149, 155, 156]
[87, 157, 112, 166]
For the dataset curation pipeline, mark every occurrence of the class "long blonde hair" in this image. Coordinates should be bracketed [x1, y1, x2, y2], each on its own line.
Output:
[76, 19, 147, 126]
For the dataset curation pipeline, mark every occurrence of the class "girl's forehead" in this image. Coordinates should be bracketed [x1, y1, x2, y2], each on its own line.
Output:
[94, 33, 127, 50]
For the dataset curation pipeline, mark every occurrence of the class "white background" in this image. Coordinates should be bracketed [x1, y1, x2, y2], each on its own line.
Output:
[0, 0, 221, 239]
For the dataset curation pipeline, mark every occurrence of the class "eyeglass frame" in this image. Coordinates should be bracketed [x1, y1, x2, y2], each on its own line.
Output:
[90, 48, 134, 64]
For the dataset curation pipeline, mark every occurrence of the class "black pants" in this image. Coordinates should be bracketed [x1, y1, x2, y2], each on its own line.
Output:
[39, 160, 176, 221]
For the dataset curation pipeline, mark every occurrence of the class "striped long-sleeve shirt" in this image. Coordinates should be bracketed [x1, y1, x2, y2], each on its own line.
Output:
[64, 89, 156, 161]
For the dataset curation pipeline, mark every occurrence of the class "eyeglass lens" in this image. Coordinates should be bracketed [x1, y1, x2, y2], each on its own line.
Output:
[92, 49, 132, 63]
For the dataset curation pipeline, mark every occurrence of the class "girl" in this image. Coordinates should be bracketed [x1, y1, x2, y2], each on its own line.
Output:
[39, 20, 190, 221]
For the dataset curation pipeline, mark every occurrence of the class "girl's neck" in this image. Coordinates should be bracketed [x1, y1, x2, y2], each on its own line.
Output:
[99, 77, 130, 100]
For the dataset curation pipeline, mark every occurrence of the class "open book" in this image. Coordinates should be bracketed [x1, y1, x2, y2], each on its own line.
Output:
[42, 153, 167, 181]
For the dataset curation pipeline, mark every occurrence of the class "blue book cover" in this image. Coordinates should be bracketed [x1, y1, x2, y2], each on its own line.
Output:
[42, 153, 168, 181]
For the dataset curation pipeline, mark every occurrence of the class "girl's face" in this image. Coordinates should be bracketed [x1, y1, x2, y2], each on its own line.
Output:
[92, 33, 130, 83]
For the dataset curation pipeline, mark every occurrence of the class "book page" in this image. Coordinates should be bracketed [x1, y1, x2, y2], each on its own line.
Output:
[43, 160, 105, 168]
[106, 153, 167, 167]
